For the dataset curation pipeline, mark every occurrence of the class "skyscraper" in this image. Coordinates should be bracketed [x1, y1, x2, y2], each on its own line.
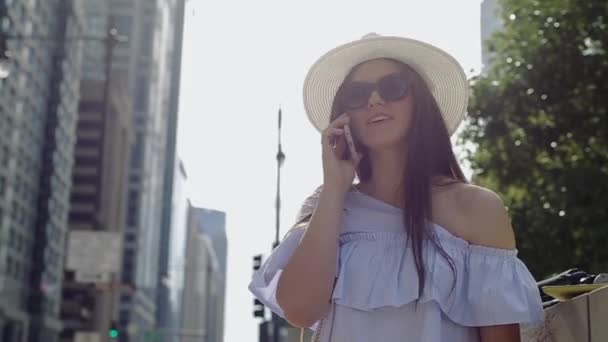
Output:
[157, 159, 189, 338]
[59, 3, 134, 341]
[189, 207, 227, 342]
[156, 0, 187, 334]
[0, 1, 84, 341]
[115, 0, 186, 340]
[182, 206, 226, 342]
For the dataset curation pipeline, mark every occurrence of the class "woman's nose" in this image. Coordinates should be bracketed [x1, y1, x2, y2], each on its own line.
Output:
[368, 90, 385, 107]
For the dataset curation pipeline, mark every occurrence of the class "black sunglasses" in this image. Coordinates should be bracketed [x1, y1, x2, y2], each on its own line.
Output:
[337, 72, 413, 111]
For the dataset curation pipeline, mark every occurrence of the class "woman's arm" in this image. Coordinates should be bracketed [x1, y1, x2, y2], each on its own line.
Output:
[480, 324, 521, 342]
[276, 187, 345, 328]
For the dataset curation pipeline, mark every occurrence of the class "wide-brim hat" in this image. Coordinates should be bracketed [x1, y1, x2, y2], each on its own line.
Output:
[302, 33, 468, 136]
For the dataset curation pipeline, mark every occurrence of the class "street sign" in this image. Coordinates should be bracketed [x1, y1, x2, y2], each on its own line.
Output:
[66, 231, 121, 273]
[74, 332, 101, 342]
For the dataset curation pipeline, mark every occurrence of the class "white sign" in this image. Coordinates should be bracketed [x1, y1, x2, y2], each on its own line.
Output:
[67, 231, 122, 273]
[74, 332, 101, 342]
[75, 272, 110, 283]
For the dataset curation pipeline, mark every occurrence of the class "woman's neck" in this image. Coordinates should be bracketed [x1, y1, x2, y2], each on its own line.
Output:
[358, 146, 406, 207]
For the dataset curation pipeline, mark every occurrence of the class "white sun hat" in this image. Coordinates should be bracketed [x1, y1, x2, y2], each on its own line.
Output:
[302, 33, 469, 136]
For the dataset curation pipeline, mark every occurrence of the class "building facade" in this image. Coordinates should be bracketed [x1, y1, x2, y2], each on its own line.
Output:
[157, 160, 189, 338]
[58, 0, 136, 341]
[0, 1, 84, 341]
[181, 206, 224, 342]
[116, 0, 186, 340]
[156, 0, 186, 334]
[60, 52, 133, 342]
[188, 207, 227, 342]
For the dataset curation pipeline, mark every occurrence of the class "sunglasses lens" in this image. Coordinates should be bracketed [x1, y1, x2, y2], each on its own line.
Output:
[341, 83, 372, 109]
[339, 73, 411, 110]
[379, 74, 410, 101]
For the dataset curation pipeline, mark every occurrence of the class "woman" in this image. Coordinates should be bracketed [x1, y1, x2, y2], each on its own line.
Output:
[249, 34, 543, 342]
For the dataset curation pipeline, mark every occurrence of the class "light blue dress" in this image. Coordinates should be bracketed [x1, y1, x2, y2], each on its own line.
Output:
[249, 191, 544, 341]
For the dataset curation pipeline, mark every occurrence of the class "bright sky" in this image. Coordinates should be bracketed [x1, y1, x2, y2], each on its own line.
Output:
[177, 0, 483, 340]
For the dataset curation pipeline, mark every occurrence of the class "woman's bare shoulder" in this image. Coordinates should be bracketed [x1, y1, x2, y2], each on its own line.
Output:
[434, 182, 516, 249]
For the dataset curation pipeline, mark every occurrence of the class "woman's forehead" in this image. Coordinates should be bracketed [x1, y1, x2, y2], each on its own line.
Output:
[349, 59, 405, 82]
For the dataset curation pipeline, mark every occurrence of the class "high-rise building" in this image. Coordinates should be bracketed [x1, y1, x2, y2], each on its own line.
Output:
[115, 0, 186, 340]
[156, 0, 187, 333]
[58, 0, 136, 341]
[157, 159, 189, 338]
[481, 0, 503, 70]
[182, 206, 226, 342]
[189, 207, 227, 342]
[59, 4, 134, 340]
[0, 1, 84, 341]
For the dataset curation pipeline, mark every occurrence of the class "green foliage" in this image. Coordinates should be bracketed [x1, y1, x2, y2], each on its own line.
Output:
[462, 0, 608, 277]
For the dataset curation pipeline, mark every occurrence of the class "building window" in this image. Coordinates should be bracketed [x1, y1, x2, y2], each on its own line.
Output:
[119, 310, 130, 325]
[6, 256, 14, 277]
[139, 23, 153, 56]
[8, 229, 15, 247]
[121, 270, 133, 284]
[69, 211, 92, 223]
[130, 133, 144, 168]
[14, 261, 20, 280]
[125, 232, 136, 243]
[134, 82, 149, 112]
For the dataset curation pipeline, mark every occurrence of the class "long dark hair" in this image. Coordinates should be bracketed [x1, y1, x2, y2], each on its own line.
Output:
[327, 59, 467, 298]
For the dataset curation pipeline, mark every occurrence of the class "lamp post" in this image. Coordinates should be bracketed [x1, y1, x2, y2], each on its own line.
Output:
[275, 107, 286, 248]
[272, 107, 287, 342]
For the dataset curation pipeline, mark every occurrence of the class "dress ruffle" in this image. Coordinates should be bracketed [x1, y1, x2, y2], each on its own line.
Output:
[333, 226, 544, 327]
[249, 191, 544, 330]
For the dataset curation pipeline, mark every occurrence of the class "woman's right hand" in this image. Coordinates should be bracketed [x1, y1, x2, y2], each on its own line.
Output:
[321, 113, 361, 194]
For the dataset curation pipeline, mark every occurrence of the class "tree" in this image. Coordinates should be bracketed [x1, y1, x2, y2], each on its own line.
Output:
[462, 0, 608, 278]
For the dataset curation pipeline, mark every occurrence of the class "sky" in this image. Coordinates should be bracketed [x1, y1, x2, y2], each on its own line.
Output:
[176, 0, 484, 340]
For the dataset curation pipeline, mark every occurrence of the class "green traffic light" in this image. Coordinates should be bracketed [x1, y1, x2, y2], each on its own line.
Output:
[109, 329, 119, 339]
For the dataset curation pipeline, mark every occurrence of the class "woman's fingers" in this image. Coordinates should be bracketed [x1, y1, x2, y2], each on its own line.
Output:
[333, 131, 347, 157]
[321, 127, 344, 153]
[322, 113, 352, 159]
[328, 113, 350, 129]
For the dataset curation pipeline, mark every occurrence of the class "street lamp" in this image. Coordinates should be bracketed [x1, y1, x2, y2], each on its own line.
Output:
[275, 107, 286, 248]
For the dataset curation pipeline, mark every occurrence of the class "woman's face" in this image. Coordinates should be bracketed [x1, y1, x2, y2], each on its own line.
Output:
[342, 59, 415, 151]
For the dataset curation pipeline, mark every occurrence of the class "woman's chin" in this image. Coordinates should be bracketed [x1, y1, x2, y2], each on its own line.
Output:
[362, 135, 405, 152]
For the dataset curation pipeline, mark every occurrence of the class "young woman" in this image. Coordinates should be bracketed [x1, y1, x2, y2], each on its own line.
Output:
[249, 34, 543, 342]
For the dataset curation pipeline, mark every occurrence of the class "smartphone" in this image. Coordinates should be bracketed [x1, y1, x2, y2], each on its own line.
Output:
[343, 124, 359, 163]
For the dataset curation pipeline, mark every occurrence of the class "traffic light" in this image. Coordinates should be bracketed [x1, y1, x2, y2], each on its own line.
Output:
[252, 254, 266, 318]
[253, 254, 262, 271]
[108, 321, 119, 339]
[254, 298, 265, 318]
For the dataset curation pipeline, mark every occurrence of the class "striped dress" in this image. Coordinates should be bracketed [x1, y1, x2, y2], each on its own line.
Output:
[249, 190, 544, 341]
